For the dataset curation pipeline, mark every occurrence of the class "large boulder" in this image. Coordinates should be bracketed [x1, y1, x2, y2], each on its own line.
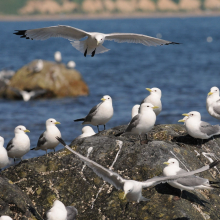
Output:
[2, 60, 89, 99]
[2, 124, 220, 219]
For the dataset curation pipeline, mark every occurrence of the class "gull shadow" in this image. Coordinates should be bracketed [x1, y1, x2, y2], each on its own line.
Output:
[155, 183, 208, 206]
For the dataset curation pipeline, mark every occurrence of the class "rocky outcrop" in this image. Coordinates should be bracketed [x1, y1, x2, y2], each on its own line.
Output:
[2, 124, 220, 219]
[2, 60, 89, 99]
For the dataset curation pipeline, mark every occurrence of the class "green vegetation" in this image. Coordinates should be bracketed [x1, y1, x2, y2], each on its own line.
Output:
[0, 0, 27, 15]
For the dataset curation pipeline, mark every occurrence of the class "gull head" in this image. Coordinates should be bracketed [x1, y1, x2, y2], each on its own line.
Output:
[163, 158, 179, 167]
[123, 181, 134, 199]
[82, 126, 94, 134]
[208, 86, 219, 97]
[14, 125, 30, 134]
[182, 111, 201, 120]
[54, 51, 62, 62]
[140, 103, 158, 113]
[0, 136, 4, 146]
[101, 95, 112, 103]
[52, 200, 66, 209]
[178, 116, 189, 123]
[146, 87, 162, 98]
[95, 34, 105, 45]
[46, 118, 61, 127]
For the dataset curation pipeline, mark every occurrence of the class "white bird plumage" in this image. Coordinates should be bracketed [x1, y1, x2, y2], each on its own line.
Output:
[131, 104, 140, 118]
[77, 126, 96, 139]
[46, 200, 67, 220]
[0, 216, 13, 220]
[0, 136, 10, 170]
[67, 61, 76, 69]
[14, 25, 179, 57]
[54, 51, 62, 63]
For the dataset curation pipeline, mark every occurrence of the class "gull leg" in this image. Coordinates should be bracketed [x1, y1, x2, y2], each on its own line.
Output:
[84, 49, 87, 57]
[180, 190, 183, 198]
[91, 49, 96, 57]
[104, 124, 106, 130]
[14, 158, 16, 164]
[97, 125, 100, 133]
[139, 135, 142, 145]
[53, 149, 55, 153]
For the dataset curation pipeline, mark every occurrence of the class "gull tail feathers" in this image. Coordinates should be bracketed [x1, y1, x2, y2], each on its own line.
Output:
[95, 44, 110, 54]
[70, 40, 86, 54]
[209, 160, 220, 169]
[74, 118, 85, 122]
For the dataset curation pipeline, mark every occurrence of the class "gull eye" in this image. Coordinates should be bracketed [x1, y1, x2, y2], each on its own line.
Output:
[19, 128, 21, 130]
[51, 121, 53, 122]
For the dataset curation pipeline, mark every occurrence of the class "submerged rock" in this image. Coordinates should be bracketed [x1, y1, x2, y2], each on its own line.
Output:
[2, 60, 89, 99]
[2, 124, 220, 219]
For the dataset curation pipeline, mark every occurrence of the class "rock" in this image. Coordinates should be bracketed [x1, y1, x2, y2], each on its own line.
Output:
[2, 124, 220, 219]
[2, 60, 89, 99]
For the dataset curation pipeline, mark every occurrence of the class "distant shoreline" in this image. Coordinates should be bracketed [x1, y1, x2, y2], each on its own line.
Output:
[0, 11, 220, 22]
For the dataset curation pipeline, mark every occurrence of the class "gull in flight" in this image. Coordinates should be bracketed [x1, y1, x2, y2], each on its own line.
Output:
[163, 158, 220, 197]
[14, 25, 179, 57]
[56, 136, 218, 203]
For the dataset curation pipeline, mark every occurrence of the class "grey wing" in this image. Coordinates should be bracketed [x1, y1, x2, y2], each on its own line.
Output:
[200, 121, 220, 136]
[176, 176, 208, 186]
[9, 87, 22, 96]
[29, 90, 46, 98]
[125, 114, 140, 132]
[37, 133, 47, 147]
[6, 139, 14, 151]
[66, 206, 78, 220]
[64, 145, 125, 190]
[14, 25, 89, 41]
[84, 102, 103, 122]
[105, 33, 179, 46]
[213, 100, 220, 115]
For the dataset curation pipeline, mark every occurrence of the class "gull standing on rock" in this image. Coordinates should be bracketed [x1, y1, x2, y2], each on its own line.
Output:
[14, 25, 179, 57]
[46, 200, 78, 220]
[56, 137, 219, 202]
[131, 104, 140, 118]
[54, 51, 62, 63]
[140, 88, 162, 116]
[6, 125, 30, 162]
[163, 158, 220, 197]
[77, 126, 96, 139]
[126, 103, 158, 144]
[180, 111, 220, 141]
[32, 118, 61, 154]
[206, 86, 220, 120]
[0, 136, 10, 171]
[28, 59, 44, 73]
[74, 95, 113, 132]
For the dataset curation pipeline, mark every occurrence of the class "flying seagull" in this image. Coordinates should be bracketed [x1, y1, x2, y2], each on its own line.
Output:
[14, 25, 179, 57]
[56, 136, 219, 202]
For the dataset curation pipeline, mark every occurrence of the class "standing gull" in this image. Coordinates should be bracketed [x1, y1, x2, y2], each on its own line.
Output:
[28, 59, 44, 73]
[56, 137, 219, 202]
[6, 125, 30, 162]
[206, 86, 220, 120]
[14, 25, 179, 57]
[0, 136, 10, 171]
[140, 87, 162, 116]
[54, 51, 62, 63]
[131, 104, 140, 118]
[67, 61, 76, 69]
[77, 126, 96, 139]
[163, 158, 220, 197]
[32, 118, 61, 154]
[126, 103, 157, 144]
[74, 95, 113, 132]
[181, 111, 220, 140]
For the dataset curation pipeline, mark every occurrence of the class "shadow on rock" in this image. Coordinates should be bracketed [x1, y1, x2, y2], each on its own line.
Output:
[155, 183, 208, 206]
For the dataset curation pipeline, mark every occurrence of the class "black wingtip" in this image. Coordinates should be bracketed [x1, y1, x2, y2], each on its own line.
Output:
[55, 136, 66, 146]
[31, 147, 35, 151]
[209, 160, 219, 169]
[74, 118, 85, 122]
[14, 30, 28, 39]
[164, 42, 181, 45]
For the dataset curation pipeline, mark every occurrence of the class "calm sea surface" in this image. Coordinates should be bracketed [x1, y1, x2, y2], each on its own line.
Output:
[0, 16, 220, 159]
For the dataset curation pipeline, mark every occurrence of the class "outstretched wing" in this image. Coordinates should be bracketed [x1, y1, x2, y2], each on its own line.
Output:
[14, 25, 89, 41]
[141, 160, 219, 188]
[105, 33, 179, 46]
[56, 137, 125, 190]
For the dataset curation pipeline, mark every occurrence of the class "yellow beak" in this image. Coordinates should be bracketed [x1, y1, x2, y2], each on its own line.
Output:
[163, 162, 169, 165]
[208, 92, 213, 96]
[123, 192, 127, 199]
[178, 119, 185, 122]
[55, 121, 61, 125]
[24, 129, 30, 133]
[146, 88, 152, 92]
[101, 98, 106, 101]
[182, 113, 189, 116]
[153, 106, 159, 109]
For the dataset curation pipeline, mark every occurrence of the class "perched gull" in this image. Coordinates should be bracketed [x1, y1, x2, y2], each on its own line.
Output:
[32, 118, 61, 154]
[0, 216, 13, 220]
[56, 137, 219, 202]
[10, 87, 46, 101]
[126, 103, 157, 144]
[131, 104, 140, 118]
[28, 59, 43, 73]
[74, 95, 113, 132]
[77, 126, 96, 139]
[54, 51, 62, 63]
[140, 87, 162, 116]
[181, 111, 220, 140]
[163, 158, 220, 197]
[67, 61, 76, 69]
[14, 25, 179, 57]
[46, 200, 77, 220]
[6, 125, 30, 162]
[206, 86, 220, 120]
[0, 136, 10, 171]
